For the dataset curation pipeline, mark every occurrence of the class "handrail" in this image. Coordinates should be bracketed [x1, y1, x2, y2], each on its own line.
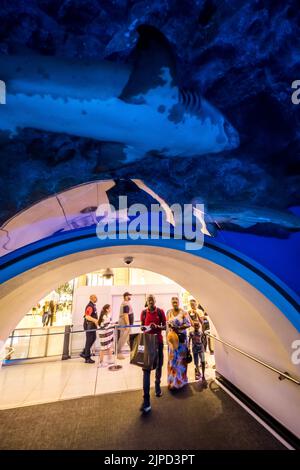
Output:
[6, 327, 300, 386]
[4, 324, 144, 363]
[8, 323, 143, 339]
[206, 333, 300, 386]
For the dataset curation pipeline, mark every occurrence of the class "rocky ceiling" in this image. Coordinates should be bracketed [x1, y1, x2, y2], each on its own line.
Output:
[0, 0, 299, 227]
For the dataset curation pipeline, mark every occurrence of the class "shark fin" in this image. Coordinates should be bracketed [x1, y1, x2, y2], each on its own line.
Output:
[120, 25, 178, 104]
[206, 222, 218, 237]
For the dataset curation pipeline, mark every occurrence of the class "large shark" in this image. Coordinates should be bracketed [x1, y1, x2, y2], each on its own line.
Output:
[0, 25, 239, 165]
[191, 201, 300, 237]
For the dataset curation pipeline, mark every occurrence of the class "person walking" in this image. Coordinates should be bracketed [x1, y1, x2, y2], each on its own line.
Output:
[188, 298, 202, 327]
[189, 321, 206, 382]
[42, 301, 50, 327]
[166, 296, 191, 391]
[117, 292, 134, 359]
[198, 304, 214, 355]
[80, 295, 99, 364]
[46, 300, 56, 326]
[140, 294, 166, 414]
[98, 304, 114, 368]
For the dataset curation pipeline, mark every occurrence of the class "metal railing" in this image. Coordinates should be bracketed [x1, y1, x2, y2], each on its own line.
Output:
[7, 322, 142, 339]
[3, 327, 300, 387]
[3, 323, 144, 363]
[4, 325, 69, 361]
[206, 332, 300, 386]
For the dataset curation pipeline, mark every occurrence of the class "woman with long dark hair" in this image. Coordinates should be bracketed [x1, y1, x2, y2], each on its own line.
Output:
[166, 296, 191, 390]
[98, 304, 114, 367]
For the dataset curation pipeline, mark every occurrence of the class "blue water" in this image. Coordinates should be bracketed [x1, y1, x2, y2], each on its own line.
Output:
[215, 207, 300, 297]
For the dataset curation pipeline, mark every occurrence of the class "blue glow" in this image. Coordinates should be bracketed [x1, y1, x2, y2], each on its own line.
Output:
[0, 229, 299, 332]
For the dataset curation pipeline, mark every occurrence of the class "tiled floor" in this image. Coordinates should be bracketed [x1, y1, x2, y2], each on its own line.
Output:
[0, 347, 216, 409]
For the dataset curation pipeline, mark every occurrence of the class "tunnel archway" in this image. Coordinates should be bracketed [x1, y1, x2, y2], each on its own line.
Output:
[0, 236, 299, 438]
[0, 181, 299, 439]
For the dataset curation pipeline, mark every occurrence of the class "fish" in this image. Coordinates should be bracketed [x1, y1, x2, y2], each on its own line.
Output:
[192, 201, 300, 237]
[0, 25, 239, 165]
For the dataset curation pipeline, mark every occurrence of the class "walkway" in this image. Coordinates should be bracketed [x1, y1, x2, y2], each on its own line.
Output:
[0, 381, 284, 450]
[0, 348, 215, 409]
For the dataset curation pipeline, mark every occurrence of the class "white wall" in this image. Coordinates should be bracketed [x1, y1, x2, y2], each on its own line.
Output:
[72, 283, 184, 327]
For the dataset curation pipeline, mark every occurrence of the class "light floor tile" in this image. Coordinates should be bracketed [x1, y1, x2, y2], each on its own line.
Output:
[0, 354, 216, 408]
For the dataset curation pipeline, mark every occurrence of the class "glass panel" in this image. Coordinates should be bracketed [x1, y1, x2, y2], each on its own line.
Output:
[28, 328, 47, 358]
[10, 329, 30, 359]
[2, 336, 13, 361]
[70, 330, 86, 355]
[46, 327, 65, 356]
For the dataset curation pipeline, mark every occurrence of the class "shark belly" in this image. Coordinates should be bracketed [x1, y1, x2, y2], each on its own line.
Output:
[0, 92, 237, 162]
[0, 93, 133, 143]
[0, 26, 239, 163]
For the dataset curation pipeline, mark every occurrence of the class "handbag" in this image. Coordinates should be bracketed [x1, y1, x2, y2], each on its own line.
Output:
[186, 349, 193, 364]
[177, 331, 186, 343]
[130, 333, 158, 370]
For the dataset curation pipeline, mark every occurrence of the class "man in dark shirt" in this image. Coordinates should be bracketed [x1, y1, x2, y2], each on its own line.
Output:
[140, 294, 166, 413]
[80, 295, 99, 363]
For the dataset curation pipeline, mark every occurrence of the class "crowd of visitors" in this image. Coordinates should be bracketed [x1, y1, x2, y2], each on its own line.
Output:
[81, 292, 214, 414]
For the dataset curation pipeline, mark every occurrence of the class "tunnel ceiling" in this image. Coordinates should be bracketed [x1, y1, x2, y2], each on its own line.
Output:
[0, 0, 299, 226]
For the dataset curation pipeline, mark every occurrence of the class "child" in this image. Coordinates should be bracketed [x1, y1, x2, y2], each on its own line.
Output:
[98, 304, 114, 367]
[189, 321, 206, 382]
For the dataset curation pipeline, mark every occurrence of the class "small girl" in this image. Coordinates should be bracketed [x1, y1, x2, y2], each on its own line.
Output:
[98, 304, 114, 367]
[189, 321, 206, 381]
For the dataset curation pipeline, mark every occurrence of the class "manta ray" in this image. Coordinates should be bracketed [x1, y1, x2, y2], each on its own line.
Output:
[0, 25, 239, 165]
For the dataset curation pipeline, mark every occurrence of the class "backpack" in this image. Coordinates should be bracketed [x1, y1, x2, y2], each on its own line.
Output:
[202, 317, 210, 331]
[141, 308, 164, 325]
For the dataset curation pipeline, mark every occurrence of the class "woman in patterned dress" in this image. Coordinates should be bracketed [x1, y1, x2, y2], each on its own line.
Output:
[166, 297, 191, 390]
[98, 304, 114, 367]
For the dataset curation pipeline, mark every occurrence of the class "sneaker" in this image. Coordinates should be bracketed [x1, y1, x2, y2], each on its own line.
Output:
[117, 354, 126, 360]
[155, 386, 162, 397]
[85, 358, 95, 364]
[140, 403, 151, 413]
[79, 352, 86, 359]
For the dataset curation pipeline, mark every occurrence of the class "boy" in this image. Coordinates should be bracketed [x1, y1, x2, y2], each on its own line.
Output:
[189, 321, 206, 381]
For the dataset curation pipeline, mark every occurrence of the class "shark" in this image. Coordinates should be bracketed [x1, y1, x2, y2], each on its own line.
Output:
[0, 25, 239, 165]
[191, 201, 300, 237]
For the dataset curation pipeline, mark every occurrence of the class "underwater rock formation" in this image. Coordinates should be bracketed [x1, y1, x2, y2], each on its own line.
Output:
[0, 0, 299, 230]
